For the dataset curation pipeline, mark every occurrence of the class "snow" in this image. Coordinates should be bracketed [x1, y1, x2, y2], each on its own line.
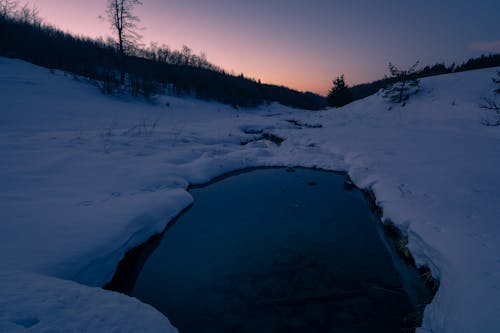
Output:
[0, 56, 499, 332]
[0, 270, 178, 333]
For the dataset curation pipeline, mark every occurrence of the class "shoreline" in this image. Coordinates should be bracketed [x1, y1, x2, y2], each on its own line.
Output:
[105, 166, 439, 332]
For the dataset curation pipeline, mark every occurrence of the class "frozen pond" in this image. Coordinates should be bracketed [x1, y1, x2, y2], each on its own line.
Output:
[108, 168, 432, 332]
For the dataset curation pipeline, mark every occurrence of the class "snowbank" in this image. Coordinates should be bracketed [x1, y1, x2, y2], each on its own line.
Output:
[0, 270, 178, 332]
[1, 57, 499, 332]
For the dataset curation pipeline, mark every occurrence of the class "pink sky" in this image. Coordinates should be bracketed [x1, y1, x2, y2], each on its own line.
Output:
[27, 0, 499, 95]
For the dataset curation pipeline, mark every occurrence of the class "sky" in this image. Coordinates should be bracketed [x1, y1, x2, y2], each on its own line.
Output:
[25, 0, 500, 95]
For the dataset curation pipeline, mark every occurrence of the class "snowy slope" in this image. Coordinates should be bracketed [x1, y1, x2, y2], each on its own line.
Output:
[0, 57, 499, 332]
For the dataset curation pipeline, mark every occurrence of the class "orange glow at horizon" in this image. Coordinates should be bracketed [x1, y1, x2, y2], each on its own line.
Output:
[25, 0, 498, 96]
[16, 0, 383, 95]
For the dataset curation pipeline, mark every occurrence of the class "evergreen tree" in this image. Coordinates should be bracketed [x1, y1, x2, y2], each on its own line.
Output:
[493, 70, 500, 94]
[327, 74, 353, 107]
[383, 61, 420, 106]
[479, 70, 500, 126]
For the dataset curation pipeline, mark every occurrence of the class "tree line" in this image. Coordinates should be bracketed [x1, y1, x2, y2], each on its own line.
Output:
[0, 1, 325, 110]
[327, 54, 500, 107]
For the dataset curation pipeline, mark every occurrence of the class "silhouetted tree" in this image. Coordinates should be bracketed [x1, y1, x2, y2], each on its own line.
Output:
[383, 61, 420, 106]
[105, 0, 142, 84]
[0, 0, 17, 18]
[327, 74, 353, 107]
[0, 10, 325, 109]
[455, 54, 500, 73]
[17, 2, 41, 27]
[419, 63, 451, 77]
[181, 45, 192, 66]
[105, 0, 142, 56]
[340, 55, 499, 104]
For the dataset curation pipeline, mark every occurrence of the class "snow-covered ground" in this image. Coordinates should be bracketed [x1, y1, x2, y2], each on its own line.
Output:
[0, 57, 499, 332]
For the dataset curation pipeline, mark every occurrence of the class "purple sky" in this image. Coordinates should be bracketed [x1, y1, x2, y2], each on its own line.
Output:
[28, 0, 500, 94]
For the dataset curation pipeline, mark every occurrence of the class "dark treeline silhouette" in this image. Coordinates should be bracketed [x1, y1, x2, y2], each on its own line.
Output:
[0, 12, 325, 110]
[349, 54, 500, 102]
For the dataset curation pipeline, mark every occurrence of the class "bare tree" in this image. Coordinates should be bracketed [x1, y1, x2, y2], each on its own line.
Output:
[0, 0, 17, 18]
[181, 45, 192, 66]
[105, 0, 142, 56]
[16, 2, 41, 27]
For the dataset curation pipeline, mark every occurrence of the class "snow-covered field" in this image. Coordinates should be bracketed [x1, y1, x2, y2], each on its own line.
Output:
[0, 57, 499, 332]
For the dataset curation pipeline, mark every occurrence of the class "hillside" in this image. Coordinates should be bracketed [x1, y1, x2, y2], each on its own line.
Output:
[0, 57, 500, 332]
[0, 14, 324, 110]
[348, 54, 500, 102]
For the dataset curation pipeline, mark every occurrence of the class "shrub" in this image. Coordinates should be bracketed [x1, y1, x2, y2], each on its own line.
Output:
[383, 62, 420, 106]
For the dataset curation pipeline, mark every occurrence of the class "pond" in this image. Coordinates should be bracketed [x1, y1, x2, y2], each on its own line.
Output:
[107, 168, 433, 332]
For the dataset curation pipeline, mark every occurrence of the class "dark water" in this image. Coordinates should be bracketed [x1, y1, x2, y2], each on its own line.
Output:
[115, 168, 431, 332]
